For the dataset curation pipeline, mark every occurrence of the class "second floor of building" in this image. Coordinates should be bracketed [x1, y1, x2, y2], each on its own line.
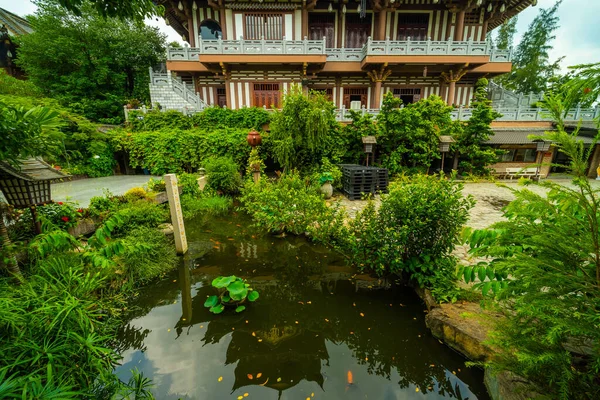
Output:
[160, 0, 537, 70]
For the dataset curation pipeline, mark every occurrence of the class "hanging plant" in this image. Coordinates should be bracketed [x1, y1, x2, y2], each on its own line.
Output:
[204, 275, 260, 314]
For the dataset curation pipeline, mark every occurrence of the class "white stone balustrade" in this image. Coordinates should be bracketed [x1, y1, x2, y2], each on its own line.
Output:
[167, 37, 513, 62]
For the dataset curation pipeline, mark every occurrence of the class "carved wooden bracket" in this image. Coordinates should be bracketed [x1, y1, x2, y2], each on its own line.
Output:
[440, 63, 470, 83]
[219, 62, 230, 80]
[367, 63, 392, 83]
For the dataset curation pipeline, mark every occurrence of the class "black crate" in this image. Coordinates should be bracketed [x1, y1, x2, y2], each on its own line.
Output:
[341, 165, 388, 200]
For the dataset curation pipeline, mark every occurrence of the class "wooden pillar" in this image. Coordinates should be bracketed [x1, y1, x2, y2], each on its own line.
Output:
[481, 20, 489, 41]
[337, 4, 345, 47]
[30, 206, 42, 235]
[220, 8, 227, 39]
[188, 16, 195, 46]
[447, 80, 456, 106]
[455, 10, 465, 41]
[372, 80, 382, 109]
[302, 7, 309, 39]
[225, 79, 232, 108]
[335, 76, 342, 107]
[377, 10, 387, 40]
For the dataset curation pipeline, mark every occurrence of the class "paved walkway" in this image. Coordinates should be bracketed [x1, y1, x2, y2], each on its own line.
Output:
[51, 175, 158, 207]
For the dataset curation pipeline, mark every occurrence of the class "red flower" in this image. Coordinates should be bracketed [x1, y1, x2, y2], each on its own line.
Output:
[61, 216, 69, 222]
[584, 87, 592, 94]
[77, 208, 83, 213]
[57, 202, 63, 205]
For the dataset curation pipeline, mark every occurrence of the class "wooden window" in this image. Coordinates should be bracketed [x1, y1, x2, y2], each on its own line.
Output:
[343, 87, 368, 108]
[244, 13, 284, 40]
[396, 13, 429, 41]
[392, 88, 421, 104]
[216, 87, 227, 108]
[253, 83, 281, 108]
[500, 148, 537, 163]
[308, 13, 335, 48]
[345, 14, 371, 48]
[464, 12, 480, 25]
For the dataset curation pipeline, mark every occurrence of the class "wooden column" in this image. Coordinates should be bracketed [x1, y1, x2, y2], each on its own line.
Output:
[455, 10, 465, 41]
[367, 64, 391, 109]
[447, 80, 456, 106]
[220, 8, 227, 39]
[302, 7, 309, 39]
[337, 3, 345, 47]
[188, 16, 195, 46]
[372, 80, 383, 108]
[377, 10, 387, 40]
[481, 19, 489, 41]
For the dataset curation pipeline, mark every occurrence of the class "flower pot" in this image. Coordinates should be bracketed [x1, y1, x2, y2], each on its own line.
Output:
[320, 182, 333, 199]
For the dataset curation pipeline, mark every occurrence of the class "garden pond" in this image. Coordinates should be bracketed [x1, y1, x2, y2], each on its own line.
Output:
[114, 212, 489, 399]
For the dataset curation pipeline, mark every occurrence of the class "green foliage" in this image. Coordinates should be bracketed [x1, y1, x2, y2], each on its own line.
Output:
[180, 195, 233, 219]
[501, 1, 563, 94]
[204, 275, 259, 314]
[204, 157, 241, 195]
[16, 201, 83, 238]
[269, 86, 338, 171]
[460, 97, 600, 399]
[376, 93, 455, 174]
[55, 0, 159, 21]
[0, 69, 43, 97]
[128, 110, 194, 131]
[453, 78, 502, 176]
[112, 128, 251, 174]
[561, 62, 600, 110]
[191, 106, 270, 131]
[145, 177, 166, 193]
[0, 100, 62, 165]
[309, 157, 342, 189]
[113, 200, 169, 231]
[16, 1, 166, 123]
[343, 174, 474, 286]
[118, 226, 177, 285]
[495, 16, 518, 50]
[178, 173, 201, 196]
[239, 171, 347, 240]
[338, 110, 378, 165]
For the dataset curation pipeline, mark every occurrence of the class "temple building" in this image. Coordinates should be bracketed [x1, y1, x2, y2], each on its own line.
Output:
[150, 0, 600, 178]
[0, 7, 33, 77]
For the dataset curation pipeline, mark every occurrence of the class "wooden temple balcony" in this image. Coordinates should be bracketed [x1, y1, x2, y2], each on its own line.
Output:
[166, 37, 513, 66]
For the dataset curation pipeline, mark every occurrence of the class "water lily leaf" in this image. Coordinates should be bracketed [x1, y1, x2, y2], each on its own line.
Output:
[228, 280, 248, 300]
[212, 276, 236, 288]
[222, 294, 231, 303]
[248, 291, 259, 302]
[204, 295, 218, 308]
[210, 304, 225, 314]
[235, 305, 246, 313]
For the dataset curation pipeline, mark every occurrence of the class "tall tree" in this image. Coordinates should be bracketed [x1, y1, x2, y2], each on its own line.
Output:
[50, 0, 160, 21]
[495, 16, 518, 50]
[503, 1, 563, 95]
[16, 1, 166, 123]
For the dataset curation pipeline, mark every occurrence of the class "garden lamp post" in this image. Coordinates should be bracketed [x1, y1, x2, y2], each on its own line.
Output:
[535, 141, 552, 179]
[0, 158, 69, 234]
[247, 130, 262, 183]
[362, 136, 377, 166]
[439, 136, 455, 173]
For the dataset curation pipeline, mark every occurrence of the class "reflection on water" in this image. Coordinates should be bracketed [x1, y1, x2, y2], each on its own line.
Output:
[115, 213, 488, 399]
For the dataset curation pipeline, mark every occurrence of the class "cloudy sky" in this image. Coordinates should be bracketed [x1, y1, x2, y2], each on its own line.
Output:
[1, 0, 597, 72]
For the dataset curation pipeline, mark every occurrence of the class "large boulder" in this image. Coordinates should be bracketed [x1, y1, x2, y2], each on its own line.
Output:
[484, 369, 549, 400]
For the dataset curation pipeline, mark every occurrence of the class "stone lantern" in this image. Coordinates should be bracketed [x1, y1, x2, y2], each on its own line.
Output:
[247, 130, 262, 182]
[439, 136, 455, 173]
[0, 158, 69, 234]
[362, 136, 377, 166]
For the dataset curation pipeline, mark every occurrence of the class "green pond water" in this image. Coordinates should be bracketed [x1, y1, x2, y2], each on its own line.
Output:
[114, 212, 489, 400]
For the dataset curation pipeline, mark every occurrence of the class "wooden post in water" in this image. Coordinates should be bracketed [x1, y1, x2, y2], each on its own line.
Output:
[164, 174, 188, 254]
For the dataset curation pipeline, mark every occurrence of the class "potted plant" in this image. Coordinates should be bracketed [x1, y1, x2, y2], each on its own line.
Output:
[319, 172, 334, 199]
[204, 275, 260, 314]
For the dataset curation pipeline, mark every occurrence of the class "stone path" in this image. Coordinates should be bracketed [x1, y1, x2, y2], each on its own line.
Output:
[51, 175, 158, 208]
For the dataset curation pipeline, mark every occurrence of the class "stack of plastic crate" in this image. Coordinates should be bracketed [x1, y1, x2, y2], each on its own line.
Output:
[341, 165, 387, 200]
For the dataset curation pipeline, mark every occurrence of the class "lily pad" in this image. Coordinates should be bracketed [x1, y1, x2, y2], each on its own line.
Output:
[228, 280, 248, 301]
[235, 305, 246, 313]
[248, 291, 259, 302]
[210, 304, 225, 314]
[204, 295, 219, 308]
[212, 276, 237, 288]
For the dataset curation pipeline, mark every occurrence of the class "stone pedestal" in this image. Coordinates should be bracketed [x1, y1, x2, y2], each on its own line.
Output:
[164, 174, 187, 254]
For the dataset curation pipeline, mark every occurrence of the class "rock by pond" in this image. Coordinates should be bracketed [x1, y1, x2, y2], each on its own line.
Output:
[114, 212, 490, 399]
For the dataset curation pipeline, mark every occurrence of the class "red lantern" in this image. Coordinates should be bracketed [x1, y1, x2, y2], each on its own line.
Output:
[247, 130, 262, 147]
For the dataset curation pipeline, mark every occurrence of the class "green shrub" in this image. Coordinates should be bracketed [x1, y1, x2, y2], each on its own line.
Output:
[146, 177, 166, 193]
[114, 200, 169, 231]
[344, 174, 474, 285]
[180, 194, 233, 219]
[15, 201, 83, 237]
[204, 157, 241, 195]
[118, 226, 177, 284]
[111, 128, 251, 174]
[178, 172, 201, 196]
[0, 69, 43, 97]
[88, 191, 124, 218]
[239, 171, 347, 239]
[128, 109, 193, 131]
[191, 106, 270, 131]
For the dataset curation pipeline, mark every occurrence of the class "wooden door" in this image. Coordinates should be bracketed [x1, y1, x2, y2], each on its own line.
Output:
[244, 13, 284, 40]
[253, 83, 281, 108]
[343, 88, 368, 108]
[345, 14, 371, 48]
[396, 13, 429, 41]
[216, 87, 227, 107]
[308, 13, 335, 47]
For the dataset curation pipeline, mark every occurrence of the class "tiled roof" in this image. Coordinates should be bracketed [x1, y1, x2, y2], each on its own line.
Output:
[0, 7, 33, 36]
[486, 129, 597, 145]
[0, 158, 69, 182]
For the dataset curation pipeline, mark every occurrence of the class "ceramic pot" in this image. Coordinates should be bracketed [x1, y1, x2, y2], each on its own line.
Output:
[320, 182, 333, 199]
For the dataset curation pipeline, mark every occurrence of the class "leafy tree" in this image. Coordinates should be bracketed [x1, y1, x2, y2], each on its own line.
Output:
[562, 62, 600, 109]
[462, 93, 600, 399]
[269, 86, 338, 171]
[376, 93, 455, 174]
[502, 1, 563, 94]
[51, 0, 160, 21]
[495, 16, 518, 50]
[454, 78, 502, 175]
[16, 1, 166, 123]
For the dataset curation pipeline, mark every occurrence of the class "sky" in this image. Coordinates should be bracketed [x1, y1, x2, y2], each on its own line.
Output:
[1, 0, 598, 73]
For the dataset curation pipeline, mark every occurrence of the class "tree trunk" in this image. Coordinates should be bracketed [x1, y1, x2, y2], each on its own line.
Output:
[0, 208, 22, 282]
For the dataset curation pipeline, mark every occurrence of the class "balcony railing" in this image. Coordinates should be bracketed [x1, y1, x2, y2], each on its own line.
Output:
[167, 37, 512, 62]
